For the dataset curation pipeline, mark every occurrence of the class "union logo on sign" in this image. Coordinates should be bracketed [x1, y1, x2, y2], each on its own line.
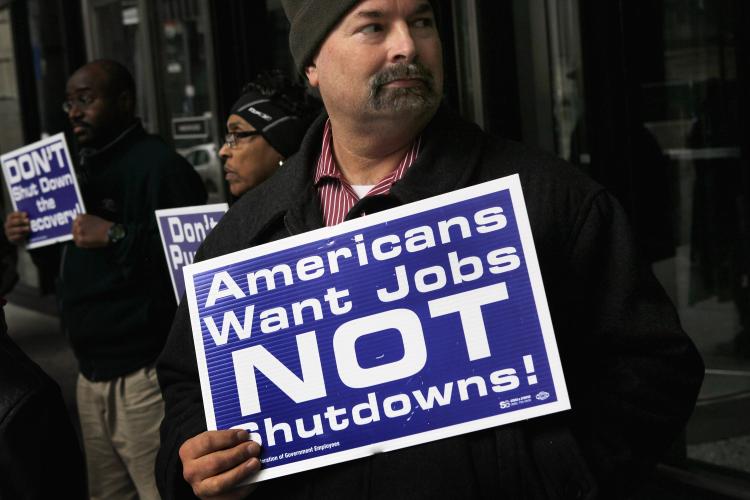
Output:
[535, 391, 550, 401]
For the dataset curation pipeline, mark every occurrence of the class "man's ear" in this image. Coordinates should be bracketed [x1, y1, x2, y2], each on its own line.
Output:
[305, 63, 319, 88]
[118, 91, 135, 116]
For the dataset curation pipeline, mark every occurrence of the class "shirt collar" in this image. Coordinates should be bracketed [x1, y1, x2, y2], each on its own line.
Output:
[313, 119, 420, 187]
[79, 119, 141, 161]
[313, 119, 340, 184]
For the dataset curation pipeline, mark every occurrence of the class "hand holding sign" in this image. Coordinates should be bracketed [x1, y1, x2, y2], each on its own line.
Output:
[179, 429, 259, 499]
[72, 214, 113, 248]
[4, 211, 30, 244]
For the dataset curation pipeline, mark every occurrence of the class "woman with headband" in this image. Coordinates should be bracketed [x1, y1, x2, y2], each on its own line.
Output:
[220, 71, 319, 198]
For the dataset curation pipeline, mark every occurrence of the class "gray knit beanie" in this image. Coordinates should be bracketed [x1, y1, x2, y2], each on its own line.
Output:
[281, 0, 361, 73]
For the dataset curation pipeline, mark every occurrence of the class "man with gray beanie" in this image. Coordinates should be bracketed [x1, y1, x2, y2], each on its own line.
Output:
[155, 1, 703, 499]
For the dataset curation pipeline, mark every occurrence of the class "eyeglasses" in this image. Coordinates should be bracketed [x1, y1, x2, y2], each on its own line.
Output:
[224, 131, 262, 149]
[62, 93, 96, 113]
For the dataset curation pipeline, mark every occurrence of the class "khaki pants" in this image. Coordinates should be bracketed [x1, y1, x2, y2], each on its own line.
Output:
[77, 366, 164, 500]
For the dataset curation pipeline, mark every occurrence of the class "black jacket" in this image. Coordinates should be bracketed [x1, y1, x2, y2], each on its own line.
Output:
[60, 122, 206, 381]
[0, 307, 86, 499]
[156, 107, 703, 500]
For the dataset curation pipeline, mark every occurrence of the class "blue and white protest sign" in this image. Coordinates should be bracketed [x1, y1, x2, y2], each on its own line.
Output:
[1, 133, 85, 249]
[183, 174, 570, 483]
[156, 203, 228, 301]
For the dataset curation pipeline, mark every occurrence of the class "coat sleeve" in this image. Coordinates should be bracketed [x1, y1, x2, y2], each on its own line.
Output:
[155, 292, 206, 499]
[542, 190, 704, 498]
[154, 193, 258, 499]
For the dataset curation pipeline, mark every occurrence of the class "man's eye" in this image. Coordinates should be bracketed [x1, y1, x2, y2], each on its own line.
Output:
[412, 18, 434, 29]
[79, 94, 94, 105]
[360, 24, 383, 34]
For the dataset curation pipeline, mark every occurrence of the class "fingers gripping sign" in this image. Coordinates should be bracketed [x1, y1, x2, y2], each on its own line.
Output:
[179, 429, 260, 499]
[4, 211, 31, 244]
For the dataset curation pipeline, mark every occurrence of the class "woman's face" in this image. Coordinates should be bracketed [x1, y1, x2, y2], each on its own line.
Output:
[219, 114, 283, 197]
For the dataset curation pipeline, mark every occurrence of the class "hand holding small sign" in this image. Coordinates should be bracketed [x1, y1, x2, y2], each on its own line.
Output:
[4, 211, 30, 244]
[72, 214, 113, 248]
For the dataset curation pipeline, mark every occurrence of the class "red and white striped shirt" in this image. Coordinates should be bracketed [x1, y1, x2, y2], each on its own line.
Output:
[314, 119, 421, 226]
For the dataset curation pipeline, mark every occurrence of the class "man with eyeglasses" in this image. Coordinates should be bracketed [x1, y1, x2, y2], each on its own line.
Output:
[156, 1, 703, 499]
[4, 59, 206, 500]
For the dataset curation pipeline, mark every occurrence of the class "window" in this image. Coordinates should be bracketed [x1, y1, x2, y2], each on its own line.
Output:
[0, 7, 24, 153]
[84, 0, 155, 131]
[82, 0, 222, 201]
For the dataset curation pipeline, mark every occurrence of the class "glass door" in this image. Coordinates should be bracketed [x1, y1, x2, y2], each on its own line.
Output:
[651, 0, 750, 475]
[573, 0, 750, 483]
[479, 0, 750, 488]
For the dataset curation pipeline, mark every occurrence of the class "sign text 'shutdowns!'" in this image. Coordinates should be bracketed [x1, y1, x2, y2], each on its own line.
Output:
[183, 174, 570, 483]
[0, 133, 85, 249]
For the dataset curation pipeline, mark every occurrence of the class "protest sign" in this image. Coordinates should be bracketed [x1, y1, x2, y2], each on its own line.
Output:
[0, 133, 85, 248]
[183, 174, 570, 483]
[155, 203, 228, 301]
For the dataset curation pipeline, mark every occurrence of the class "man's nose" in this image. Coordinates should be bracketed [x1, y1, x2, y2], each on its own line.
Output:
[67, 104, 83, 120]
[388, 23, 417, 63]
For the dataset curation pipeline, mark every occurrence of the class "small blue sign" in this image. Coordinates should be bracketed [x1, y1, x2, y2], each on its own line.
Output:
[156, 203, 228, 301]
[183, 175, 570, 483]
[1, 133, 85, 249]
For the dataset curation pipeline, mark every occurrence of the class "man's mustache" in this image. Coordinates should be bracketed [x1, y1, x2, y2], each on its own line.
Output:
[71, 120, 91, 130]
[370, 63, 435, 92]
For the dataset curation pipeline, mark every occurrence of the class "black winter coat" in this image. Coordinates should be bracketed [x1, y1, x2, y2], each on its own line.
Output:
[156, 107, 704, 500]
[60, 122, 206, 381]
[0, 307, 86, 499]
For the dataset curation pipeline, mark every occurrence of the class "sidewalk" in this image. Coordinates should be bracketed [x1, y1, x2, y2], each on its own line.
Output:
[4, 284, 750, 498]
